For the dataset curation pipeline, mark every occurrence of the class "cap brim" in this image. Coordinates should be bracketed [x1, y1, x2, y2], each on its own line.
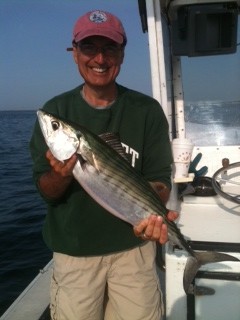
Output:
[74, 29, 124, 44]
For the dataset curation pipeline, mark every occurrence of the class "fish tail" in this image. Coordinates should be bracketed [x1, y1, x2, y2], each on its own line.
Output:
[183, 251, 239, 294]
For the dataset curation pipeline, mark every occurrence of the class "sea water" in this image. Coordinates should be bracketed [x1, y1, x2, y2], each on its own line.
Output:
[0, 110, 51, 316]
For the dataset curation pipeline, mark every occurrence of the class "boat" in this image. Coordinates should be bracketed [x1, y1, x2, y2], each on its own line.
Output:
[1, 0, 240, 319]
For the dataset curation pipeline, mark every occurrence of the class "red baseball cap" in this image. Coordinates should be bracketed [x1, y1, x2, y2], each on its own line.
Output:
[73, 10, 127, 45]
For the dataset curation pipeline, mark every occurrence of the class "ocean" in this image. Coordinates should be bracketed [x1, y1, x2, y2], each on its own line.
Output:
[0, 110, 52, 316]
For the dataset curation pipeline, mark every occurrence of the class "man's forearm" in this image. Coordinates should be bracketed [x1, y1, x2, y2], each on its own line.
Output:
[38, 170, 73, 199]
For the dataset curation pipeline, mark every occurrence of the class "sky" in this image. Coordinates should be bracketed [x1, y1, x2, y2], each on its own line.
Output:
[0, 0, 240, 111]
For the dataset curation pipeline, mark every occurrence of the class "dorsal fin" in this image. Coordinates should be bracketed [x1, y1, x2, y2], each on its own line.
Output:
[99, 132, 130, 163]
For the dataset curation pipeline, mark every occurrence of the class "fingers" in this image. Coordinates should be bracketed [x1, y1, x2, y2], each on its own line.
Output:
[143, 216, 163, 241]
[133, 211, 179, 245]
[167, 210, 179, 221]
[133, 218, 149, 238]
[159, 223, 168, 244]
[46, 150, 77, 177]
[133, 215, 167, 244]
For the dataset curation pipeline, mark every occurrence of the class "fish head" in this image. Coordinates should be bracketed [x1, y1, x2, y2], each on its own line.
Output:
[37, 110, 79, 161]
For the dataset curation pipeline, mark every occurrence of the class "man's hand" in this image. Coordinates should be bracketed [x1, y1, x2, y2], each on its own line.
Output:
[46, 149, 77, 177]
[133, 211, 179, 244]
[38, 150, 78, 199]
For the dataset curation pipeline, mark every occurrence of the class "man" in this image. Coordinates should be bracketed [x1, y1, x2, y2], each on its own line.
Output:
[30, 10, 177, 320]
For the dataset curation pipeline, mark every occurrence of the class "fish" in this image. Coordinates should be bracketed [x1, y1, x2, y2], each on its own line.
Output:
[37, 109, 239, 295]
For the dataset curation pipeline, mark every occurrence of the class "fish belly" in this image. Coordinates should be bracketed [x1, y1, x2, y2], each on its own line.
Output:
[73, 161, 152, 225]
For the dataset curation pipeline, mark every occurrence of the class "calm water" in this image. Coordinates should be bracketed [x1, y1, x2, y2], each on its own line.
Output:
[0, 110, 52, 316]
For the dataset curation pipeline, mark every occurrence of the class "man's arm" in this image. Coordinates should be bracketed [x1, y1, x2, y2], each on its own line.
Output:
[38, 150, 77, 199]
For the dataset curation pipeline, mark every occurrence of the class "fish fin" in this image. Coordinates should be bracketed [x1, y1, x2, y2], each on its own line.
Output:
[184, 251, 239, 294]
[77, 153, 102, 173]
[77, 154, 87, 168]
[183, 256, 201, 294]
[99, 132, 130, 163]
[77, 154, 100, 174]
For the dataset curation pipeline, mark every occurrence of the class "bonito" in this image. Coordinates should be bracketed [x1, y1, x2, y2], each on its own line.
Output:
[37, 109, 239, 295]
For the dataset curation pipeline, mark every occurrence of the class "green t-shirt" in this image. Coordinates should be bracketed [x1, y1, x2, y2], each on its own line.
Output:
[29, 84, 172, 256]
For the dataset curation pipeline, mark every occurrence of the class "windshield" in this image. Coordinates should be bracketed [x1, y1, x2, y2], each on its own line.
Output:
[181, 17, 240, 146]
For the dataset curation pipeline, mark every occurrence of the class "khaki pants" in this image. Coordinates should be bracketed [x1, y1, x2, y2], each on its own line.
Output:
[50, 242, 164, 320]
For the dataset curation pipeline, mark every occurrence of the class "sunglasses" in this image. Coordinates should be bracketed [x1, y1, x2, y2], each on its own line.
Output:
[76, 42, 123, 57]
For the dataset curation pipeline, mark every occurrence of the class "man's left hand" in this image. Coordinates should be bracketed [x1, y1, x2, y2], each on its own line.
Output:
[133, 211, 178, 244]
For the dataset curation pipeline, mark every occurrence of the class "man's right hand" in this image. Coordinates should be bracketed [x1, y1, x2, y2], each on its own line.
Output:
[46, 149, 77, 177]
[38, 150, 78, 199]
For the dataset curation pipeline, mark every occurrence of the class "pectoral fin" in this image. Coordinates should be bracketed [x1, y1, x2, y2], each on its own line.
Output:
[77, 154, 100, 174]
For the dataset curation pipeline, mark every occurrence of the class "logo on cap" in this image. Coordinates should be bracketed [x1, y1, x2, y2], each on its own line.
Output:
[89, 11, 107, 23]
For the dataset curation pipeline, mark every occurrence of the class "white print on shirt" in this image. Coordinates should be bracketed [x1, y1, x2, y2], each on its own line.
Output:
[121, 143, 139, 168]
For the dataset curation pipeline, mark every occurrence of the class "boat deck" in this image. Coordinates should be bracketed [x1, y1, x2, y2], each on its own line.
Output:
[0, 261, 53, 320]
[39, 307, 50, 320]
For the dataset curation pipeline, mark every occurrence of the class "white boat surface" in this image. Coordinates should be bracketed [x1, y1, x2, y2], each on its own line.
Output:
[0, 261, 53, 320]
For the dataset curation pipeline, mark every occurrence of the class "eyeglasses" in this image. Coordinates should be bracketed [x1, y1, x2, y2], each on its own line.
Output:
[76, 43, 122, 57]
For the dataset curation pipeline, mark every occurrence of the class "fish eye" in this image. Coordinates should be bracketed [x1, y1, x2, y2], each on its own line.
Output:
[51, 121, 60, 131]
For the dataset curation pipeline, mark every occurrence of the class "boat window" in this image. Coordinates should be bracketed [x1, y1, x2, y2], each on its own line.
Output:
[181, 16, 240, 146]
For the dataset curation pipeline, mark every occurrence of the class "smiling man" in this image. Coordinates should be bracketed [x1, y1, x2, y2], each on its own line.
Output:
[30, 10, 176, 320]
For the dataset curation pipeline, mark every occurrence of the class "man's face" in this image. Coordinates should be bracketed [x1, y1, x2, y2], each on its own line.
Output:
[73, 36, 124, 88]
